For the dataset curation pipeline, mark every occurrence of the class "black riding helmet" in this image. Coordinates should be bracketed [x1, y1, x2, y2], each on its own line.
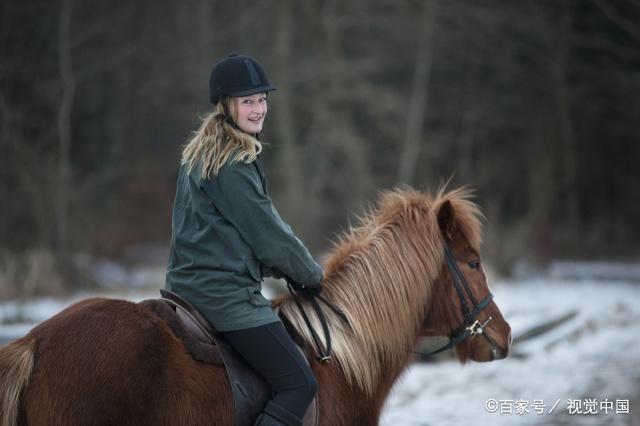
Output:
[209, 54, 276, 105]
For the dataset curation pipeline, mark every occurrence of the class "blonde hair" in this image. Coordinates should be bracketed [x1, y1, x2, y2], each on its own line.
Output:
[181, 97, 263, 178]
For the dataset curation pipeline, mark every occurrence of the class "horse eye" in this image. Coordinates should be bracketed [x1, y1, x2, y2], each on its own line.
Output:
[468, 261, 480, 270]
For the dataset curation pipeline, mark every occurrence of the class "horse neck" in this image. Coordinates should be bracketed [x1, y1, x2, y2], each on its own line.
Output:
[281, 218, 444, 400]
[313, 352, 412, 425]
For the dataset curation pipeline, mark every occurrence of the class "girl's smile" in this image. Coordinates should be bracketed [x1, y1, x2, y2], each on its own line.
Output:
[233, 93, 268, 134]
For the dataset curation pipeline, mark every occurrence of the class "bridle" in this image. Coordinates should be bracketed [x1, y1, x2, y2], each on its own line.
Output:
[418, 241, 499, 359]
[287, 240, 500, 364]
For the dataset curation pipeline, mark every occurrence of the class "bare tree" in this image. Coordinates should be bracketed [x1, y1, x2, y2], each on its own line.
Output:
[56, 0, 75, 256]
[552, 1, 579, 227]
[271, 0, 303, 219]
[397, 0, 438, 185]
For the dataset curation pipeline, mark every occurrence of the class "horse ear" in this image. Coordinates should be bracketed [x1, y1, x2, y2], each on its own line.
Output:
[436, 200, 457, 241]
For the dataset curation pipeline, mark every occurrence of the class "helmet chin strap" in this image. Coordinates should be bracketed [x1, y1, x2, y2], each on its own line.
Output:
[223, 115, 238, 128]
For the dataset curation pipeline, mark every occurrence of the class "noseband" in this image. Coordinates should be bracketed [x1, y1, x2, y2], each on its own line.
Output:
[419, 242, 497, 358]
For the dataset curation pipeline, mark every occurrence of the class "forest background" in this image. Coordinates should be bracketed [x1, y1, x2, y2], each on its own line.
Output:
[1, 0, 639, 297]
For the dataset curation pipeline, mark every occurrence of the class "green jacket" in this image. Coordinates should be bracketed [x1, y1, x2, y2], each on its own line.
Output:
[165, 157, 323, 332]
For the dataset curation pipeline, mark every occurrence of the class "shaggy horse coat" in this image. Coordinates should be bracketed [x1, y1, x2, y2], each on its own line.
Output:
[0, 187, 511, 426]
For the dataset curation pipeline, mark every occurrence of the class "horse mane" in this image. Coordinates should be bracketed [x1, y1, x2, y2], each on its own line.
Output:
[278, 186, 483, 396]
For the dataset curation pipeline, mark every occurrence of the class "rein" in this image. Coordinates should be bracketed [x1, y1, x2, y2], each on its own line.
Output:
[416, 242, 496, 358]
[286, 280, 349, 364]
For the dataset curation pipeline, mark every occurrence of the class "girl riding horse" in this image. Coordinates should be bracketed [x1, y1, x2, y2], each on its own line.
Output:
[165, 54, 323, 426]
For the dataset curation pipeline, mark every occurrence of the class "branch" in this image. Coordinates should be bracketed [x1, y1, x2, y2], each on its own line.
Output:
[572, 33, 640, 63]
[590, 0, 640, 43]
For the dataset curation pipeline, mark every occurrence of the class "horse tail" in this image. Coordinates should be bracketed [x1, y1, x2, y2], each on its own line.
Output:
[0, 338, 35, 426]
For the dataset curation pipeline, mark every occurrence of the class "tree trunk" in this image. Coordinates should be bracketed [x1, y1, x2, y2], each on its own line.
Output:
[553, 3, 579, 228]
[272, 0, 303, 218]
[56, 0, 75, 257]
[456, 56, 482, 184]
[397, 0, 438, 185]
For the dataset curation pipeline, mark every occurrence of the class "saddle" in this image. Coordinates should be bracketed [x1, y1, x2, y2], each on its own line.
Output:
[138, 290, 318, 426]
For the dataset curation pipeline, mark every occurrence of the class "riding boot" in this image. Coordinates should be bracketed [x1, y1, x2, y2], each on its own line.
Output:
[254, 401, 303, 426]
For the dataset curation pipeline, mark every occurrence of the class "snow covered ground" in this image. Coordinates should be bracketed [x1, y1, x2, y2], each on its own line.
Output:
[1, 270, 639, 425]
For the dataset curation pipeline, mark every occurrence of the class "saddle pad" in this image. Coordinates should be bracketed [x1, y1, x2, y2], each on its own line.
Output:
[139, 299, 222, 365]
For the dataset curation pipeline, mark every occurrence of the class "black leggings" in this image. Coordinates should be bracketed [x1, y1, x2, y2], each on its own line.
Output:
[221, 321, 317, 424]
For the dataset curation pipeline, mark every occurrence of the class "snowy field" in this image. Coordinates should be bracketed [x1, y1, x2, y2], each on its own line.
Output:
[1, 268, 639, 425]
[381, 277, 640, 426]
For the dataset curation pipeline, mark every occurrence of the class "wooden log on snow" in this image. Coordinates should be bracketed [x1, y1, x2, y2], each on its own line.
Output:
[512, 310, 578, 345]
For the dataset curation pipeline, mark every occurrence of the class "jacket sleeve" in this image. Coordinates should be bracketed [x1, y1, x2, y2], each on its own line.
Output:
[200, 161, 323, 287]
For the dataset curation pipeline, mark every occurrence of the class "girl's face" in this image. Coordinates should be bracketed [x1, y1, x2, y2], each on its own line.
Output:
[232, 93, 268, 134]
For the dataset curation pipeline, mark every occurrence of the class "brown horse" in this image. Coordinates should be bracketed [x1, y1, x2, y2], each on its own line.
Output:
[0, 187, 511, 426]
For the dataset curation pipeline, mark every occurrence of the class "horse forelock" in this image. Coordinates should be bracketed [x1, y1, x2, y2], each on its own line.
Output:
[434, 186, 483, 251]
[279, 187, 484, 396]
